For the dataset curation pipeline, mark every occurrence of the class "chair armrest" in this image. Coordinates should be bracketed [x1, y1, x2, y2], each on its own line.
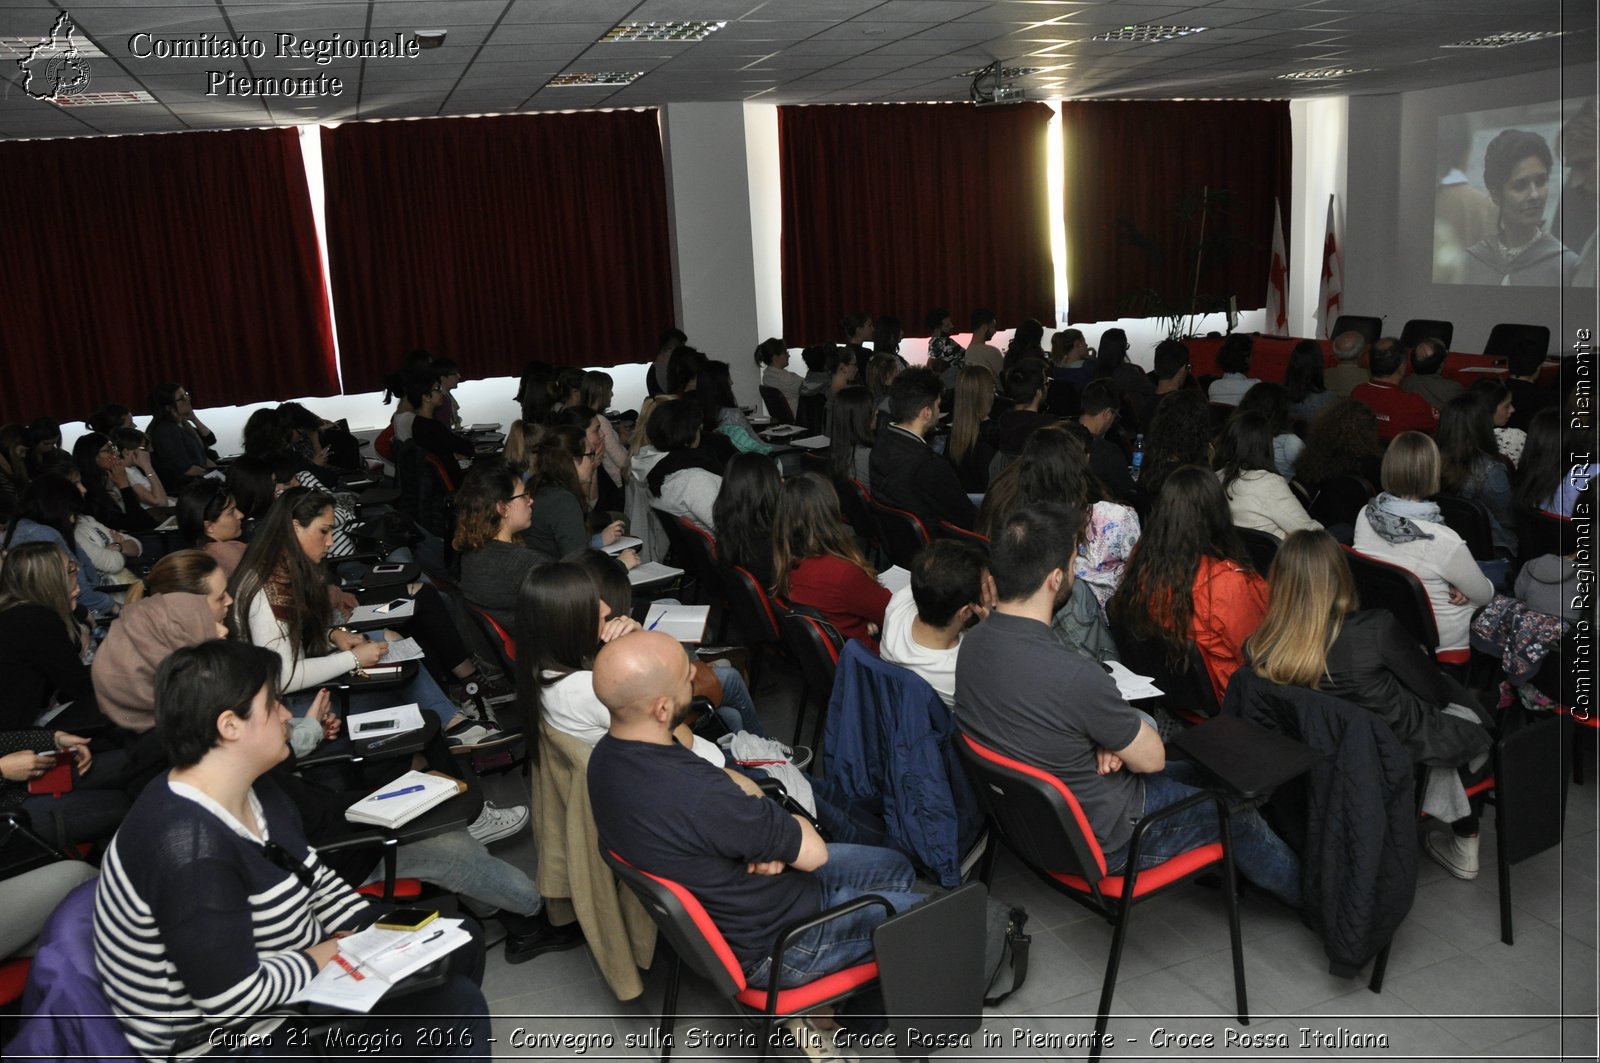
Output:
[755, 777, 788, 801]
[314, 832, 400, 901]
[766, 894, 893, 1004]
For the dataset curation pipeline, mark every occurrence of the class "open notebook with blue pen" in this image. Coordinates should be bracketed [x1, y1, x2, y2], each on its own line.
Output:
[344, 770, 463, 829]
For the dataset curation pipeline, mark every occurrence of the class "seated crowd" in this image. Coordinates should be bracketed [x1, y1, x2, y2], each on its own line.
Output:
[0, 317, 1585, 1060]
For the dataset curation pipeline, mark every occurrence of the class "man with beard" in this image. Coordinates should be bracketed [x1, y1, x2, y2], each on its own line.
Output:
[880, 539, 992, 708]
[953, 502, 1299, 903]
[586, 631, 924, 1002]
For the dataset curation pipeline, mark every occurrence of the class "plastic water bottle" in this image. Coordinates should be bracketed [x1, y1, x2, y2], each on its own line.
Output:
[1130, 433, 1145, 482]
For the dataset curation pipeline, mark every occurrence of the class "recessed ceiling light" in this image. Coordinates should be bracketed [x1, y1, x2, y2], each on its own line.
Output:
[546, 72, 641, 87]
[53, 90, 157, 107]
[601, 21, 726, 43]
[957, 66, 1045, 78]
[1277, 67, 1371, 80]
[1443, 31, 1563, 49]
[1090, 25, 1207, 43]
[0, 34, 106, 59]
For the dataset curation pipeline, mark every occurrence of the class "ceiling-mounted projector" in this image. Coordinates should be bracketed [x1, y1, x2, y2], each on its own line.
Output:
[970, 61, 1027, 106]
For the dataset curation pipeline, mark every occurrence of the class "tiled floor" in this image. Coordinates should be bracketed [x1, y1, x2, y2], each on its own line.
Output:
[474, 662, 1599, 1061]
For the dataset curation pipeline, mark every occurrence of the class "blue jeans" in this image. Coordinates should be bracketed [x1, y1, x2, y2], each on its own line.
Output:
[1101, 761, 1300, 906]
[363, 830, 544, 917]
[743, 844, 923, 989]
[713, 665, 765, 737]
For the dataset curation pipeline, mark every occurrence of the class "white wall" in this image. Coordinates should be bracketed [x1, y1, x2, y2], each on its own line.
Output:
[1290, 96, 1350, 338]
[1343, 65, 1595, 354]
[661, 102, 763, 406]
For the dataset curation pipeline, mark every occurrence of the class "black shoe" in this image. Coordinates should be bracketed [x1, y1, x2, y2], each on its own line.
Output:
[501, 910, 585, 965]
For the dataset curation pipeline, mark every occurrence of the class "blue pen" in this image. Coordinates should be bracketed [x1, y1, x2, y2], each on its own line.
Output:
[646, 616, 661, 631]
[372, 784, 425, 801]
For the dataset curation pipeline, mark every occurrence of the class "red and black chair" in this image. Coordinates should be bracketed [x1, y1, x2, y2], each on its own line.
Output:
[936, 520, 990, 546]
[601, 849, 889, 1062]
[717, 563, 783, 691]
[867, 499, 931, 570]
[957, 733, 1247, 1060]
[833, 478, 880, 548]
[1341, 547, 1468, 670]
[1482, 323, 1550, 361]
[1515, 507, 1572, 567]
[1303, 473, 1376, 531]
[774, 604, 845, 750]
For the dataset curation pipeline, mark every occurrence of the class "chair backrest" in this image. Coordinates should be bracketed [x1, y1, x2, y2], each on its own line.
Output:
[835, 478, 880, 541]
[1342, 547, 1440, 651]
[719, 563, 782, 646]
[1332, 315, 1382, 348]
[1108, 616, 1221, 722]
[1304, 473, 1375, 529]
[1400, 319, 1453, 350]
[1235, 526, 1281, 575]
[1494, 710, 1571, 864]
[956, 733, 1107, 887]
[1431, 493, 1495, 561]
[1515, 507, 1571, 565]
[650, 509, 711, 602]
[869, 499, 931, 569]
[759, 385, 797, 426]
[1045, 378, 1080, 418]
[1206, 401, 1234, 434]
[1483, 323, 1550, 360]
[675, 515, 723, 596]
[778, 607, 844, 695]
[796, 392, 828, 434]
[600, 849, 746, 997]
[937, 520, 990, 545]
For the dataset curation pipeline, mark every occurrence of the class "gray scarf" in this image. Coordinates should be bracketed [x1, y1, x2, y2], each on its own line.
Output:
[1365, 492, 1440, 545]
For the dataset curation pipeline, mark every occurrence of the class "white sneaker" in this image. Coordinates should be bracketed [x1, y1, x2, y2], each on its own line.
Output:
[781, 1016, 857, 1063]
[468, 802, 529, 846]
[446, 720, 518, 752]
[1424, 831, 1479, 879]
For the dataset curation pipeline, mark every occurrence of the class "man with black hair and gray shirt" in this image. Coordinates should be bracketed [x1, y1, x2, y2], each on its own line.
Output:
[954, 501, 1300, 904]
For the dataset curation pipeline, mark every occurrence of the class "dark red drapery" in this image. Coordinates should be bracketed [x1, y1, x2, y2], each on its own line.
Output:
[1060, 100, 1292, 327]
[778, 102, 1056, 346]
[319, 110, 674, 392]
[0, 128, 337, 424]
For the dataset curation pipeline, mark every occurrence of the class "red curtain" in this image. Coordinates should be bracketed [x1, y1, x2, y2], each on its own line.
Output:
[319, 111, 674, 392]
[0, 129, 337, 424]
[1060, 100, 1292, 327]
[778, 103, 1056, 346]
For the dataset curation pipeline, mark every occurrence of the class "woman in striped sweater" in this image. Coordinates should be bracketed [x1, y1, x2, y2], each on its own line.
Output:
[92, 640, 489, 1060]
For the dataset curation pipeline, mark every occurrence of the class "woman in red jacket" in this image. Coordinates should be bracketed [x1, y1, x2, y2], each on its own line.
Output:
[773, 472, 890, 651]
[1109, 464, 1268, 702]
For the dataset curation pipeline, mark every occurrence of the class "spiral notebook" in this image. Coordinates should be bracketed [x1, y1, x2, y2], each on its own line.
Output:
[345, 770, 464, 829]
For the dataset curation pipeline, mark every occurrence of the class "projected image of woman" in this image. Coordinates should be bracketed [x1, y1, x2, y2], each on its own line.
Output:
[1462, 129, 1578, 286]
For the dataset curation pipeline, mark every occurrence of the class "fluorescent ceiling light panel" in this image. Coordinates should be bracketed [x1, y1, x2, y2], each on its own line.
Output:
[546, 72, 642, 86]
[53, 90, 158, 106]
[601, 21, 726, 43]
[1090, 25, 1208, 43]
[1276, 67, 1370, 80]
[1442, 31, 1563, 49]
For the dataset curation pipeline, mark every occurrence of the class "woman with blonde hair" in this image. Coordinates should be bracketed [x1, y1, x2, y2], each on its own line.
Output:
[1351, 432, 1493, 653]
[1250, 529, 1492, 877]
[0, 540, 96, 724]
[946, 364, 998, 493]
[502, 419, 545, 484]
[773, 472, 890, 651]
